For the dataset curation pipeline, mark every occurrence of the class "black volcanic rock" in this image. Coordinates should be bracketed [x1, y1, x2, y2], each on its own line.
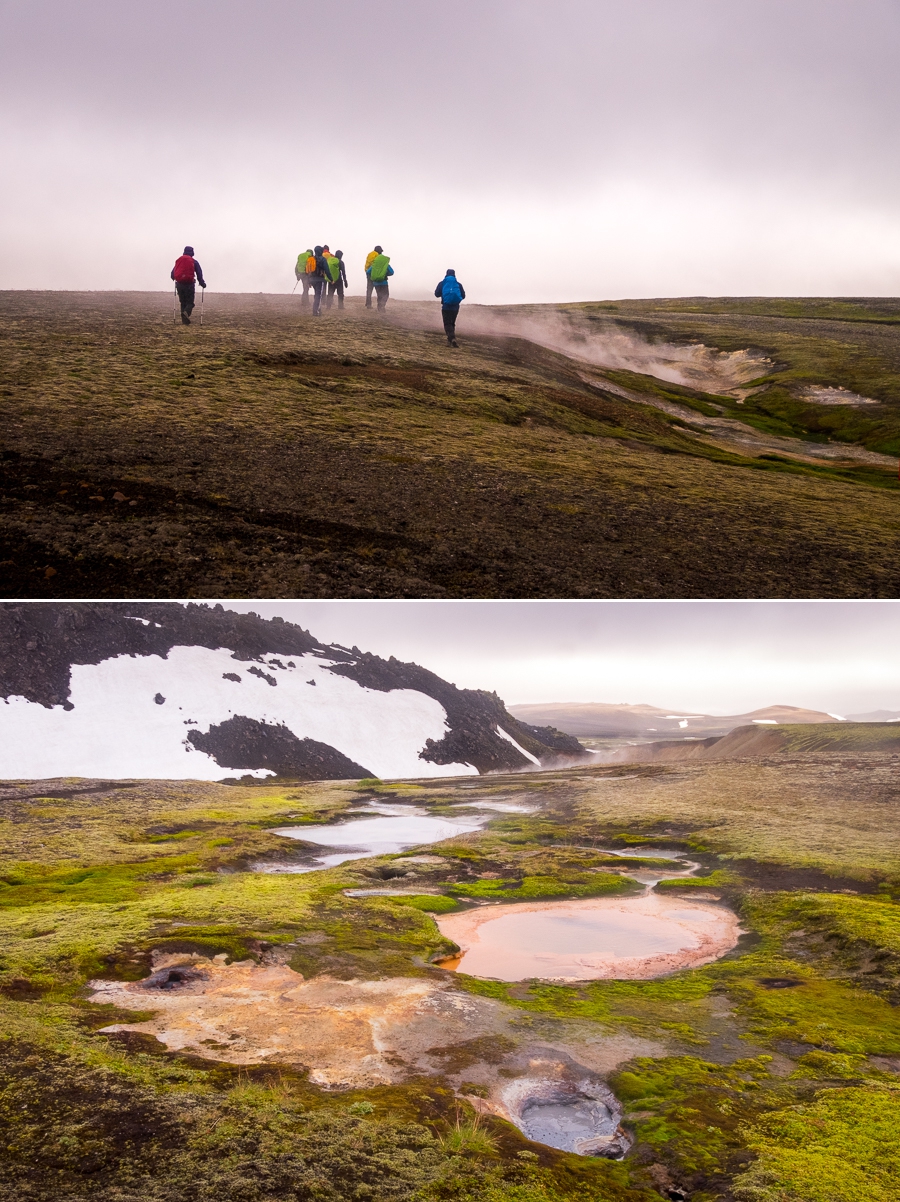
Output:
[0, 602, 318, 710]
[187, 717, 373, 780]
[328, 652, 587, 773]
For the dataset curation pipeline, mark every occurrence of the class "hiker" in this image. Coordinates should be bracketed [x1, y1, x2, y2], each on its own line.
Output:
[295, 248, 314, 306]
[366, 249, 394, 312]
[434, 269, 465, 346]
[326, 250, 349, 310]
[170, 246, 206, 325]
[364, 245, 382, 308]
[306, 245, 330, 316]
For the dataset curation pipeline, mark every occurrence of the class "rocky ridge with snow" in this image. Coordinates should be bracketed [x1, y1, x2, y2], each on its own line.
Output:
[0, 603, 588, 781]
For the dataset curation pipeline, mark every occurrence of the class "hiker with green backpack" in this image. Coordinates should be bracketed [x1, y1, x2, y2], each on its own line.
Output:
[366, 250, 394, 312]
[325, 250, 349, 310]
[295, 248, 314, 307]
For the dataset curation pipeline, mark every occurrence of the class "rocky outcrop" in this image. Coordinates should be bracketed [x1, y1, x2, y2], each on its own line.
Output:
[330, 652, 588, 773]
[187, 716, 373, 780]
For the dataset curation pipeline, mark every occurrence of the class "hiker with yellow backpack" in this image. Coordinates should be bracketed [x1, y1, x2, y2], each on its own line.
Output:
[325, 250, 348, 310]
[366, 249, 394, 312]
[364, 245, 382, 308]
[294, 248, 314, 307]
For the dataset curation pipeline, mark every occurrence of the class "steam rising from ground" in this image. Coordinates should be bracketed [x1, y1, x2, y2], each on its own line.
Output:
[402, 304, 773, 397]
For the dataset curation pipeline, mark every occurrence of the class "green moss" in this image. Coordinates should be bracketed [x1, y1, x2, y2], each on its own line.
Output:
[613, 1055, 777, 1180]
[733, 1085, 900, 1202]
[389, 894, 460, 914]
[449, 873, 634, 901]
[655, 871, 739, 891]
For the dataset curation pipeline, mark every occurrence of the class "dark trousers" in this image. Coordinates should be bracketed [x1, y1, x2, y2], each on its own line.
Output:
[311, 277, 326, 315]
[442, 304, 459, 342]
[365, 278, 374, 307]
[326, 279, 344, 309]
[374, 283, 389, 311]
[176, 281, 195, 318]
[298, 275, 313, 307]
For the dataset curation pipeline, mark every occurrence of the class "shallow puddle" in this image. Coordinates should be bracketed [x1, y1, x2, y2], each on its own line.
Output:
[437, 893, 740, 982]
[268, 805, 484, 870]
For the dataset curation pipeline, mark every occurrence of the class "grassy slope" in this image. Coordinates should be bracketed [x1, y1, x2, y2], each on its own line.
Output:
[1, 759, 899, 1199]
[2, 291, 900, 597]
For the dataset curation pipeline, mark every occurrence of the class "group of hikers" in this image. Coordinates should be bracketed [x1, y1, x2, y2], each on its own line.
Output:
[294, 245, 394, 316]
[170, 244, 466, 345]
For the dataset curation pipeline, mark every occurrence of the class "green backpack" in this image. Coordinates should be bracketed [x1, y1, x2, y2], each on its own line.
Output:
[368, 254, 390, 283]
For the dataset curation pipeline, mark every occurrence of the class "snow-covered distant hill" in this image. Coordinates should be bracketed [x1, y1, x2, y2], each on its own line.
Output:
[0, 603, 588, 781]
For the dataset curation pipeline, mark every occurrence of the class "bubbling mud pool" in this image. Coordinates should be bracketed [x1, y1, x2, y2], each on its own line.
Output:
[437, 893, 741, 982]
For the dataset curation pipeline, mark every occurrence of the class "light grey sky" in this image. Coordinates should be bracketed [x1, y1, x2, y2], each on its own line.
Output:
[215, 600, 900, 715]
[2, 1, 900, 300]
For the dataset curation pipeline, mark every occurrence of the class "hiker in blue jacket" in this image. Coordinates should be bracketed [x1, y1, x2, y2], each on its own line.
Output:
[434, 269, 465, 346]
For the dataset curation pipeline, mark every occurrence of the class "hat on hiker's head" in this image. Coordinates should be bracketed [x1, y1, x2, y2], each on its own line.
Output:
[446, 269, 456, 275]
[184, 246, 194, 255]
[374, 245, 383, 253]
[335, 250, 343, 258]
[314, 245, 323, 254]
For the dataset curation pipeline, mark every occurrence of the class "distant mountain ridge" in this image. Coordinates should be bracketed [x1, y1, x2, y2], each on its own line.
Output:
[609, 722, 900, 763]
[0, 603, 589, 781]
[508, 701, 842, 740]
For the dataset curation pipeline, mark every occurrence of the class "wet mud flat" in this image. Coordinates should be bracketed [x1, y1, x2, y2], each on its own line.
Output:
[3, 290, 900, 598]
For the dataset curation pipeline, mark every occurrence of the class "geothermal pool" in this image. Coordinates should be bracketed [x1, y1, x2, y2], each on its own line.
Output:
[436, 893, 741, 981]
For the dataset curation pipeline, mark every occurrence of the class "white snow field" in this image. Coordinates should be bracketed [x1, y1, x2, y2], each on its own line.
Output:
[0, 646, 478, 781]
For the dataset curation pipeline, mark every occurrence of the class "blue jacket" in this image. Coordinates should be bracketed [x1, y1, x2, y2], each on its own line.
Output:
[435, 275, 465, 306]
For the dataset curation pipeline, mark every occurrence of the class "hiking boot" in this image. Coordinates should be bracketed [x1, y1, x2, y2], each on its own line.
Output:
[451, 339, 459, 347]
[181, 314, 191, 325]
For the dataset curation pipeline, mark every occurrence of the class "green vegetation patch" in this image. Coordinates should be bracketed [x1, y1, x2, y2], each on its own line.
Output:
[733, 1084, 900, 1202]
[449, 872, 635, 901]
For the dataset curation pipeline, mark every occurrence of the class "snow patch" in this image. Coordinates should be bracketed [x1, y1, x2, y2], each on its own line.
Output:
[0, 646, 477, 780]
[495, 726, 540, 765]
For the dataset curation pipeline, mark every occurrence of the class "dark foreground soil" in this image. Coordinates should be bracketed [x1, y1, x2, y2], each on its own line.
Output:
[2, 290, 900, 597]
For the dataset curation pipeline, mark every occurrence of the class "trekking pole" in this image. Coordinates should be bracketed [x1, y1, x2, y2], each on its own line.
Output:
[200, 286, 204, 327]
[173, 285, 178, 325]
[291, 280, 299, 295]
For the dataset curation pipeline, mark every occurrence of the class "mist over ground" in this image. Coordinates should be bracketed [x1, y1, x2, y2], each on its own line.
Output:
[2, 0, 900, 300]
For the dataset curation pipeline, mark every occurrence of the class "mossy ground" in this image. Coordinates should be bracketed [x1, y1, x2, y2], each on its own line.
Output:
[3, 292, 900, 597]
[1, 755, 899, 1199]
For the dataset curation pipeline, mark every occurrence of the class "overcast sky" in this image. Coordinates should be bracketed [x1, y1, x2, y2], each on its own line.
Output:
[215, 600, 900, 716]
[3, 1, 900, 301]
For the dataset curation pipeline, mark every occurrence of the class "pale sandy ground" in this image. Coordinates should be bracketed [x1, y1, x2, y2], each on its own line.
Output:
[436, 894, 742, 982]
[90, 953, 662, 1092]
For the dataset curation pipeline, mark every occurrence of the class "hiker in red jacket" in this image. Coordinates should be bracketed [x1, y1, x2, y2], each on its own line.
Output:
[170, 246, 207, 325]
